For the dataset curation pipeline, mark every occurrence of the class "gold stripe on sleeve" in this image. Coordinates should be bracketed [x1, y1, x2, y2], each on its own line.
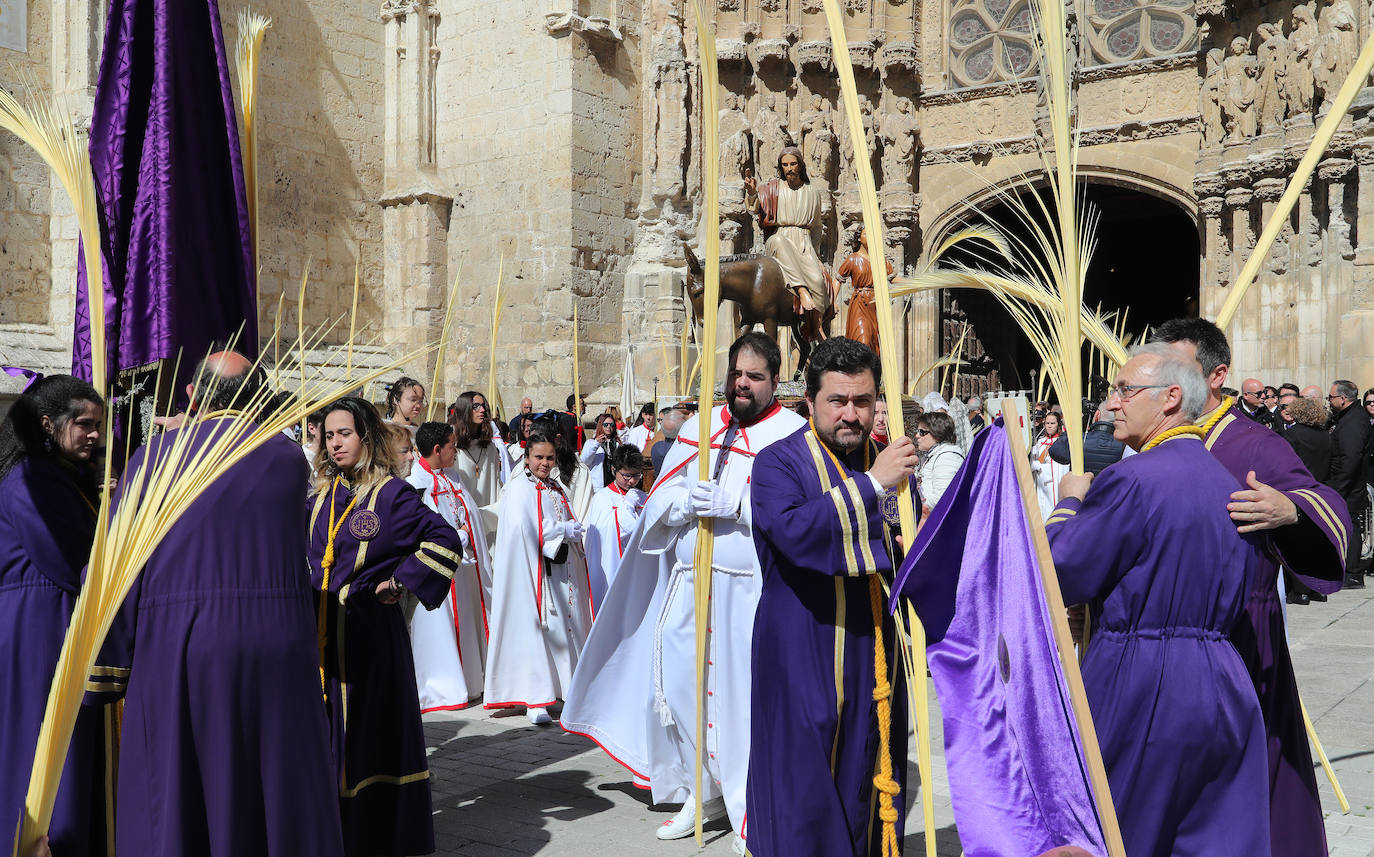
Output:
[421, 542, 462, 566]
[89, 666, 131, 677]
[841, 477, 878, 574]
[416, 550, 457, 579]
[1291, 488, 1348, 557]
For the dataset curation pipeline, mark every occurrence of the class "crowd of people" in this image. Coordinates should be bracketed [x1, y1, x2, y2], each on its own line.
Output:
[0, 318, 1368, 857]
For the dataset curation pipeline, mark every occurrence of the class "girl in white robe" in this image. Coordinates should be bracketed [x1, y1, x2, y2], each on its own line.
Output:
[1030, 411, 1070, 520]
[484, 431, 594, 725]
[582, 446, 648, 611]
[446, 391, 506, 606]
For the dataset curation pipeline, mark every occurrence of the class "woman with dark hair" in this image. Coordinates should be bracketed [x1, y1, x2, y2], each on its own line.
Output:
[914, 410, 964, 512]
[580, 412, 621, 490]
[484, 428, 594, 724]
[308, 396, 463, 857]
[448, 390, 507, 601]
[1029, 410, 1069, 519]
[383, 376, 425, 430]
[0, 375, 111, 855]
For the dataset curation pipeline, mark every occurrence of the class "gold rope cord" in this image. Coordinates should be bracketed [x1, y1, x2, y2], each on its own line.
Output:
[317, 477, 359, 693]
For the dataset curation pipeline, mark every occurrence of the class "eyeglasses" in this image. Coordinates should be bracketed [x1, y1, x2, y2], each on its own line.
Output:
[915, 428, 932, 437]
[1108, 383, 1169, 401]
[1365, 399, 1374, 407]
[1326, 394, 1347, 402]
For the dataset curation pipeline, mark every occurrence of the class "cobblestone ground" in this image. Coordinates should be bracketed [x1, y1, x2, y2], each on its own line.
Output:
[424, 581, 1374, 857]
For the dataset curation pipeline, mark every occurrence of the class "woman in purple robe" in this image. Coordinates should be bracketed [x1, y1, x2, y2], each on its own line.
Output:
[309, 397, 463, 857]
[0, 376, 109, 857]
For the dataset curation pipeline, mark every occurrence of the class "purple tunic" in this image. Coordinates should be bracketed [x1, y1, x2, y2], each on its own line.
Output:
[89, 420, 343, 856]
[0, 459, 109, 857]
[1046, 435, 1269, 857]
[307, 476, 460, 857]
[1202, 404, 1350, 857]
[748, 427, 907, 857]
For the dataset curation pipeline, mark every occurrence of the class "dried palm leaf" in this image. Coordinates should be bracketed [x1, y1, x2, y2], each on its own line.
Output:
[234, 11, 271, 274]
[428, 262, 463, 420]
[487, 255, 506, 416]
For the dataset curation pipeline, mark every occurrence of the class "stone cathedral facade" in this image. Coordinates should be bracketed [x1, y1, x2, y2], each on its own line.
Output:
[0, 0, 1369, 405]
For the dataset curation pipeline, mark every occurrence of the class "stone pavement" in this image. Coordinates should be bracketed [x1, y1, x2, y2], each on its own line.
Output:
[423, 581, 1374, 856]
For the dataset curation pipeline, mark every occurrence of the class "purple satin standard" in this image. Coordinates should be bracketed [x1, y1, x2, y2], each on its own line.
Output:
[1203, 404, 1350, 857]
[891, 420, 1108, 857]
[74, 0, 256, 384]
[1044, 435, 1270, 857]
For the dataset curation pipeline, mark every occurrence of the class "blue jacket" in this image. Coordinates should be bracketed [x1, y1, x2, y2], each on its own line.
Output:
[1049, 421, 1125, 474]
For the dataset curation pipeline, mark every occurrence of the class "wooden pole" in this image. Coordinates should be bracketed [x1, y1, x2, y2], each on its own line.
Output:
[687, 0, 721, 844]
[1001, 400, 1126, 857]
[1300, 696, 1350, 813]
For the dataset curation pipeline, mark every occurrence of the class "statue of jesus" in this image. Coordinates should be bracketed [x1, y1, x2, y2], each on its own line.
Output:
[743, 146, 830, 341]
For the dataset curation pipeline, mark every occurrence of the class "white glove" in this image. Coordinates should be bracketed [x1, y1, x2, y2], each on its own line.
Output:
[559, 520, 585, 542]
[688, 480, 741, 519]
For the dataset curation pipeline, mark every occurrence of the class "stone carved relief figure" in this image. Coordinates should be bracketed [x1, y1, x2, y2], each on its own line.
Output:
[1286, 4, 1317, 116]
[799, 95, 837, 186]
[752, 94, 795, 184]
[837, 94, 876, 192]
[1222, 36, 1258, 141]
[647, 21, 689, 199]
[879, 97, 920, 189]
[1201, 47, 1226, 146]
[1255, 22, 1291, 133]
[720, 93, 754, 182]
[1313, 0, 1357, 110]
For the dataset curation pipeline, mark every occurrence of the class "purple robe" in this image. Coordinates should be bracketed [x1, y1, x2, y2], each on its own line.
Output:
[1046, 435, 1269, 857]
[1202, 404, 1350, 857]
[748, 427, 907, 857]
[308, 476, 461, 857]
[0, 459, 109, 857]
[89, 421, 343, 857]
[75, 0, 256, 383]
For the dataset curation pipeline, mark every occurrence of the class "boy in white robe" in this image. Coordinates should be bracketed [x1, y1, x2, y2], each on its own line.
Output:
[583, 446, 648, 611]
[406, 422, 489, 711]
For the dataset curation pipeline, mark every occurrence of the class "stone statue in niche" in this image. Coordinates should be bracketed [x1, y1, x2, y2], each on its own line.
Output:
[647, 20, 689, 200]
[1286, 4, 1317, 117]
[1222, 36, 1258, 141]
[752, 93, 796, 184]
[1201, 47, 1226, 146]
[799, 94, 837, 187]
[720, 93, 754, 183]
[879, 97, 920, 189]
[1313, 0, 1357, 111]
[1255, 22, 1290, 134]
[837, 94, 876, 192]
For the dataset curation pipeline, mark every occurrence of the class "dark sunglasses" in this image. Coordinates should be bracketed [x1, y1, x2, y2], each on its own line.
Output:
[915, 428, 932, 437]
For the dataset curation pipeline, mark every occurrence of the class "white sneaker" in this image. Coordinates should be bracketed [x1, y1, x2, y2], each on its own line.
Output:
[526, 706, 552, 725]
[655, 795, 726, 840]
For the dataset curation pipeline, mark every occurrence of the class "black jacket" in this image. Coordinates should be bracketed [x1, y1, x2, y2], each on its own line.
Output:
[1327, 403, 1372, 510]
[1284, 423, 1331, 482]
[1048, 421, 1126, 474]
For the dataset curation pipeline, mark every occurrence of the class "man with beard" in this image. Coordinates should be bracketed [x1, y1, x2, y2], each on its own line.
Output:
[746, 337, 919, 857]
[745, 146, 830, 341]
[561, 333, 805, 856]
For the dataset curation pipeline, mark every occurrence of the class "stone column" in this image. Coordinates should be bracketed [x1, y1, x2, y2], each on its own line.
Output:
[1347, 139, 1374, 383]
[380, 0, 452, 398]
[1316, 157, 1356, 378]
[1223, 185, 1257, 372]
[1197, 194, 1227, 317]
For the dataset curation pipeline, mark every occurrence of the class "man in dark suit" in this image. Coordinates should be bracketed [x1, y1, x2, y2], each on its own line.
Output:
[1327, 379, 1372, 585]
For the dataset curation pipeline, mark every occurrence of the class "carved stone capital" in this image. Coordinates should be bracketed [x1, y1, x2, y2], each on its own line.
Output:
[1198, 196, 1226, 218]
[544, 11, 623, 42]
[1252, 178, 1285, 202]
[380, 0, 438, 23]
[1194, 0, 1227, 19]
[1354, 141, 1374, 166]
[1224, 187, 1253, 207]
[846, 40, 877, 72]
[884, 225, 913, 245]
[1193, 171, 1225, 198]
[796, 40, 832, 72]
[749, 38, 791, 70]
[716, 38, 748, 64]
[379, 180, 454, 211]
[879, 42, 919, 78]
[1318, 157, 1354, 182]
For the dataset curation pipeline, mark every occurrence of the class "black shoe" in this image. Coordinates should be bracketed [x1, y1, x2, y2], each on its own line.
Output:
[1287, 591, 1310, 605]
[1310, 591, 1328, 602]
[1343, 573, 1366, 589]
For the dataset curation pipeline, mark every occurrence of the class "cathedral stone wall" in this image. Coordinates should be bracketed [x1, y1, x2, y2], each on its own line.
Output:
[0, 0, 52, 330]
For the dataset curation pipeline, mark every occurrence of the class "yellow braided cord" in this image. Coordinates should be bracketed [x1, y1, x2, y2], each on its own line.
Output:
[1141, 424, 1206, 452]
[1198, 396, 1235, 436]
[868, 573, 901, 857]
[317, 477, 359, 693]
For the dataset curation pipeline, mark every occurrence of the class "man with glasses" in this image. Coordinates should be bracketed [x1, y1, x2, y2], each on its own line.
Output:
[1327, 380, 1371, 588]
[1239, 377, 1273, 427]
[1151, 318, 1349, 857]
[1272, 385, 1301, 435]
[1048, 343, 1269, 857]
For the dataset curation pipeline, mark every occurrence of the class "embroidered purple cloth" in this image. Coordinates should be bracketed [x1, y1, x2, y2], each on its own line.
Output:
[891, 420, 1107, 857]
[74, 0, 256, 385]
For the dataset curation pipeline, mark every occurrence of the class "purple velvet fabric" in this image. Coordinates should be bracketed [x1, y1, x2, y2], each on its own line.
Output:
[74, 0, 256, 384]
[1204, 405, 1350, 857]
[891, 420, 1107, 857]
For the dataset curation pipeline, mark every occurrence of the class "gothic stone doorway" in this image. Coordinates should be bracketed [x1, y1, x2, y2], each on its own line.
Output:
[938, 181, 1199, 401]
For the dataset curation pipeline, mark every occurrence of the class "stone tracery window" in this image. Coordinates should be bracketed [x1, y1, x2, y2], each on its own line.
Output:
[946, 0, 1198, 88]
[948, 0, 1038, 87]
